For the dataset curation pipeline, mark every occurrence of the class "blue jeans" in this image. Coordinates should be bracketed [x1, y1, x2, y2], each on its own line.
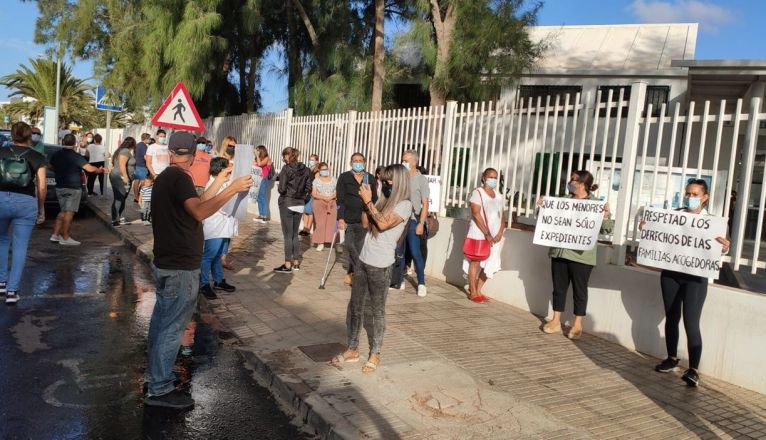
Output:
[201, 238, 226, 285]
[257, 180, 270, 218]
[399, 219, 425, 285]
[146, 268, 200, 396]
[0, 192, 38, 292]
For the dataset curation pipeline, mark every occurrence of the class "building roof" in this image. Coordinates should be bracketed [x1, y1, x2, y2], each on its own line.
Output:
[528, 23, 698, 71]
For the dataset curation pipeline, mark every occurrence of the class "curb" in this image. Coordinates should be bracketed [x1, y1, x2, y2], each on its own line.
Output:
[87, 200, 355, 439]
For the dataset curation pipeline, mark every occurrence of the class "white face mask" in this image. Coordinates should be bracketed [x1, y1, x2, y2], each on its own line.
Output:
[402, 162, 411, 171]
[158, 136, 167, 145]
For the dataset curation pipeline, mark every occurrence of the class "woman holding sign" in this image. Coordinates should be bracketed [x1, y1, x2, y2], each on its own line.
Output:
[653, 179, 729, 387]
[463, 168, 506, 303]
[538, 170, 612, 339]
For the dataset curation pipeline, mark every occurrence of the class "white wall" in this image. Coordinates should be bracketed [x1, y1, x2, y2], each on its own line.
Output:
[425, 216, 766, 395]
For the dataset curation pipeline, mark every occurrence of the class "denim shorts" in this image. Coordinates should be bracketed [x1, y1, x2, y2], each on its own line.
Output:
[134, 166, 149, 180]
[304, 197, 314, 214]
[56, 188, 82, 212]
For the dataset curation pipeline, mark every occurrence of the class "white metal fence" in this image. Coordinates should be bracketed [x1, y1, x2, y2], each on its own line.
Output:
[112, 83, 766, 274]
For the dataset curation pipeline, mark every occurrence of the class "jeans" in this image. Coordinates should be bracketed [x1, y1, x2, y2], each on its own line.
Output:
[86, 161, 104, 195]
[257, 180, 270, 218]
[0, 192, 38, 292]
[344, 222, 366, 274]
[201, 238, 226, 285]
[346, 262, 391, 354]
[661, 270, 708, 369]
[146, 268, 200, 396]
[399, 220, 426, 285]
[279, 204, 303, 261]
[551, 258, 594, 316]
[109, 172, 129, 222]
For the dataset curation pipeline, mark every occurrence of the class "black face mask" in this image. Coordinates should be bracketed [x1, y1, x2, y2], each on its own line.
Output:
[381, 182, 393, 198]
[226, 146, 235, 157]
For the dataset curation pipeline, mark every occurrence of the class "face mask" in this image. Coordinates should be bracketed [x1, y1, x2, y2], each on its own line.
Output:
[381, 182, 393, 198]
[352, 163, 365, 173]
[684, 196, 702, 210]
[86, 136, 93, 143]
[31, 134, 42, 144]
[226, 146, 236, 157]
[308, 160, 316, 167]
[485, 178, 498, 189]
[402, 162, 411, 171]
[158, 137, 167, 145]
[319, 170, 330, 177]
[197, 143, 207, 151]
[567, 181, 578, 193]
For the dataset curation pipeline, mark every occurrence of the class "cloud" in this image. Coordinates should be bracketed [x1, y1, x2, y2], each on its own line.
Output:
[628, 0, 736, 32]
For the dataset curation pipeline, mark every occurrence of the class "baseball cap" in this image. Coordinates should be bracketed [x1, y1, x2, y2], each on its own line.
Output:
[168, 131, 196, 155]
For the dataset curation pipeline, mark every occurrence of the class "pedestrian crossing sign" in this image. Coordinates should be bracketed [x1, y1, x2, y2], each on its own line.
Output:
[150, 82, 204, 132]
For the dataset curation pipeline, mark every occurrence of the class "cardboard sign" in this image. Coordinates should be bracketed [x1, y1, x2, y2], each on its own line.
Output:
[150, 82, 204, 132]
[637, 208, 727, 279]
[425, 175, 440, 213]
[533, 197, 607, 251]
[222, 144, 254, 220]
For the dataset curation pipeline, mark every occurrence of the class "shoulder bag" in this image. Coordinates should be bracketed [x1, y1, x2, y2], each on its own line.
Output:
[462, 189, 491, 261]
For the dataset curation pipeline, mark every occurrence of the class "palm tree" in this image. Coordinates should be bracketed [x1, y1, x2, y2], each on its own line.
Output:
[0, 58, 95, 126]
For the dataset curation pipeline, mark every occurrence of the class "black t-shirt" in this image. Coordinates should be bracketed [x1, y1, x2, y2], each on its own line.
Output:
[151, 166, 203, 270]
[50, 148, 88, 189]
[0, 145, 47, 197]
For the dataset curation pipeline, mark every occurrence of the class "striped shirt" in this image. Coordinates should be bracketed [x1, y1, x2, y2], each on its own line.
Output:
[140, 185, 153, 205]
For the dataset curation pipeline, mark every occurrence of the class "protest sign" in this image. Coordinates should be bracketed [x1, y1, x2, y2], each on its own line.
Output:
[637, 208, 727, 279]
[222, 144, 253, 220]
[425, 175, 440, 213]
[533, 197, 607, 251]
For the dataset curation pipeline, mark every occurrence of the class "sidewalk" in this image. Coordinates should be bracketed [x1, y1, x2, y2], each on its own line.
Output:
[88, 195, 766, 439]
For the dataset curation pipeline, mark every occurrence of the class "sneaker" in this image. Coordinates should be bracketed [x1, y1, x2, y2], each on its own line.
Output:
[542, 320, 561, 334]
[273, 264, 292, 274]
[119, 217, 127, 225]
[49, 234, 63, 242]
[5, 291, 19, 304]
[253, 217, 266, 224]
[180, 345, 193, 357]
[213, 280, 236, 292]
[112, 221, 121, 227]
[417, 284, 427, 297]
[655, 357, 680, 373]
[199, 284, 218, 300]
[316, 244, 324, 251]
[144, 389, 195, 409]
[142, 220, 151, 226]
[59, 237, 81, 246]
[292, 264, 301, 271]
[682, 369, 700, 387]
[399, 282, 405, 290]
[0, 282, 6, 295]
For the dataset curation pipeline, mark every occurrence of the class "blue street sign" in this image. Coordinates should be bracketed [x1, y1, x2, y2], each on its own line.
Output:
[95, 86, 123, 112]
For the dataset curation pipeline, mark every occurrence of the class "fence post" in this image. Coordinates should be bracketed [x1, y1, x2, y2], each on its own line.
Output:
[345, 110, 358, 165]
[730, 97, 761, 270]
[611, 81, 647, 265]
[438, 101, 458, 217]
[283, 108, 294, 148]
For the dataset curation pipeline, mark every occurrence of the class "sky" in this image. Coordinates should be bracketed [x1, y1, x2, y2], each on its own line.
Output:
[2, 0, 765, 112]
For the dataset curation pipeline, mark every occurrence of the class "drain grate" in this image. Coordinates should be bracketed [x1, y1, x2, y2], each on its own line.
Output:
[298, 342, 346, 362]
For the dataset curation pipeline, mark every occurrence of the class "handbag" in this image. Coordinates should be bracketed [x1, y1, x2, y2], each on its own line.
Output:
[425, 213, 439, 239]
[462, 189, 491, 261]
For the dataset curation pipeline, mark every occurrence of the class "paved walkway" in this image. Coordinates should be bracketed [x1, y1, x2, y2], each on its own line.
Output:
[89, 194, 766, 439]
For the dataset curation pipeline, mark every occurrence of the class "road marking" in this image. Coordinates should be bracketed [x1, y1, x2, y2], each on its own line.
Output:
[42, 359, 136, 408]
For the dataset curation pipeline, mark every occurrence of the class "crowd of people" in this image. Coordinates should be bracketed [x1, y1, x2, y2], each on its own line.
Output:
[0, 121, 731, 410]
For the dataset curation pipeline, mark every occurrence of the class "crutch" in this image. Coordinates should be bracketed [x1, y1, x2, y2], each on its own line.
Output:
[318, 228, 341, 289]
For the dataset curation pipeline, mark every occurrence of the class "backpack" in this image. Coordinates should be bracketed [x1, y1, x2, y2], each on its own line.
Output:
[0, 148, 32, 188]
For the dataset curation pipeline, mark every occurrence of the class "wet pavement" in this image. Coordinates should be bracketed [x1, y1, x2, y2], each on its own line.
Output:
[0, 212, 309, 440]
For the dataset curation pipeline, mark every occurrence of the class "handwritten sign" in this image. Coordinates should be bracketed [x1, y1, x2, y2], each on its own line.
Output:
[533, 197, 606, 251]
[425, 175, 440, 213]
[222, 144, 253, 220]
[637, 208, 727, 279]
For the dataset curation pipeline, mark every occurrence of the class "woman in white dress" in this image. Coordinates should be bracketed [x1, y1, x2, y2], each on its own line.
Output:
[463, 168, 506, 303]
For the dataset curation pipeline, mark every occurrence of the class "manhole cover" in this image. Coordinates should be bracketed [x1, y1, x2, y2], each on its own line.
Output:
[298, 342, 346, 362]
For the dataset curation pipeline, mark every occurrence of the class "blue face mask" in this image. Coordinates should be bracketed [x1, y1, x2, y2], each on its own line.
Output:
[352, 163, 365, 173]
[684, 196, 702, 210]
[485, 178, 498, 189]
[567, 181, 578, 193]
[308, 160, 316, 167]
[319, 170, 330, 177]
[196, 143, 207, 151]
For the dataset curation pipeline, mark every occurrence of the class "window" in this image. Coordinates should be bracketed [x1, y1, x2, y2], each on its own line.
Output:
[644, 86, 670, 117]
[517, 85, 582, 116]
[597, 85, 671, 117]
[598, 86, 631, 117]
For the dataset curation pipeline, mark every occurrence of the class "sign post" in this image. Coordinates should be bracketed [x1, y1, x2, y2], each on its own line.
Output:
[533, 197, 607, 251]
[637, 208, 727, 279]
[150, 82, 204, 132]
[95, 86, 123, 154]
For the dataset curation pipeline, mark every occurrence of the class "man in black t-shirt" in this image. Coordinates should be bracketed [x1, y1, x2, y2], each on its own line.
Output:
[49, 134, 104, 246]
[144, 131, 252, 410]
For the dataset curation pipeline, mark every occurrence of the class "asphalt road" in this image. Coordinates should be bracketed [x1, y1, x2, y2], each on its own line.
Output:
[0, 212, 309, 440]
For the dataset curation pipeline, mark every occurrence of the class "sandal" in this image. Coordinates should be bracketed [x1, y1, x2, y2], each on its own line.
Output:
[362, 354, 380, 374]
[330, 349, 360, 366]
[469, 295, 489, 304]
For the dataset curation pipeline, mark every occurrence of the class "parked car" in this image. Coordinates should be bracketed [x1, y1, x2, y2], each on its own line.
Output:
[42, 143, 89, 215]
[0, 128, 11, 147]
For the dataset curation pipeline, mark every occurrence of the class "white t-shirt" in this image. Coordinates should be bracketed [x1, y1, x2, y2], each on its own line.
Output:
[359, 200, 413, 268]
[146, 144, 170, 175]
[203, 178, 239, 240]
[87, 143, 105, 163]
[466, 188, 504, 240]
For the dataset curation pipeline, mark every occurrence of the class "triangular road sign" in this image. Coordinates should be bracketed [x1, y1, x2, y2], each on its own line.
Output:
[151, 82, 204, 132]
